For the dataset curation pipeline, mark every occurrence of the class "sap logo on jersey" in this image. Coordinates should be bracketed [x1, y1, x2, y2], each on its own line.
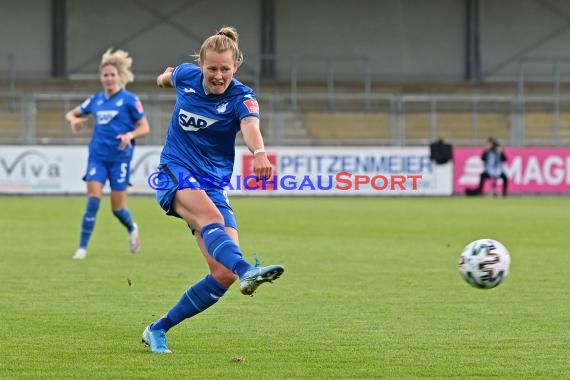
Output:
[96, 110, 119, 125]
[178, 109, 218, 131]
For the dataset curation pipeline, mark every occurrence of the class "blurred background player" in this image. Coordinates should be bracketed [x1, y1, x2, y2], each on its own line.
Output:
[466, 137, 508, 196]
[141, 26, 284, 354]
[65, 49, 150, 260]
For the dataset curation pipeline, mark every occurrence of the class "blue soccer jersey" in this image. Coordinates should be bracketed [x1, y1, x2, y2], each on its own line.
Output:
[79, 89, 145, 162]
[160, 63, 260, 188]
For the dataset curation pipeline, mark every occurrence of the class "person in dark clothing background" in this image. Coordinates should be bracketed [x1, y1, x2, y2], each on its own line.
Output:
[429, 138, 453, 165]
[466, 137, 508, 196]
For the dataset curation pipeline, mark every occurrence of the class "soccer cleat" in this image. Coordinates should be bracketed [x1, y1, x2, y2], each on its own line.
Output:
[129, 223, 141, 253]
[239, 255, 284, 296]
[142, 324, 171, 353]
[72, 248, 87, 260]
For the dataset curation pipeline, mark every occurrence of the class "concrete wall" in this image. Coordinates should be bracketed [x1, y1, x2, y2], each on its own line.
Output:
[0, 0, 52, 78]
[481, 0, 570, 81]
[275, 0, 465, 81]
[66, 0, 260, 79]
[1, 0, 569, 84]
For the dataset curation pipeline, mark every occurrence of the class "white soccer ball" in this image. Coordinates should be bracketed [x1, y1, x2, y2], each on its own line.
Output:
[458, 238, 511, 289]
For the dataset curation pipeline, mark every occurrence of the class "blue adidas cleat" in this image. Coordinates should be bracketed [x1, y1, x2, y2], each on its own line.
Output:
[239, 255, 284, 296]
[142, 324, 171, 353]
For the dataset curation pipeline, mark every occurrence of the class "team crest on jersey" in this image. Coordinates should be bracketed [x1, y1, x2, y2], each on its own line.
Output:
[116, 99, 124, 107]
[216, 102, 228, 113]
[96, 110, 119, 125]
[178, 109, 218, 131]
[243, 99, 259, 113]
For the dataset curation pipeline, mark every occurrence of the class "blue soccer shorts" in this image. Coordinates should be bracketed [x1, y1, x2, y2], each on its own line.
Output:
[154, 163, 238, 231]
[83, 156, 131, 191]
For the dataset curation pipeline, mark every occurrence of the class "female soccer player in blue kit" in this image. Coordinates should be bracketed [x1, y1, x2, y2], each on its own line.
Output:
[142, 26, 284, 353]
[65, 49, 150, 260]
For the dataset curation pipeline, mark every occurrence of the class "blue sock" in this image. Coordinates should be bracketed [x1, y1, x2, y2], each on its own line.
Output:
[200, 223, 252, 277]
[113, 208, 134, 232]
[151, 275, 228, 332]
[79, 197, 100, 249]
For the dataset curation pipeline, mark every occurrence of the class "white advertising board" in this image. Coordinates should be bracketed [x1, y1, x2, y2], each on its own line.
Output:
[0, 146, 452, 196]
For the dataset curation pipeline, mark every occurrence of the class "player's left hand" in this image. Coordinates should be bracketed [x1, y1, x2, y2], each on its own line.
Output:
[252, 152, 273, 181]
[116, 133, 133, 150]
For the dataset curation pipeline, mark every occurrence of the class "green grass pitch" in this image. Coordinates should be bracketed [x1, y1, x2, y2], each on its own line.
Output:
[1, 195, 569, 379]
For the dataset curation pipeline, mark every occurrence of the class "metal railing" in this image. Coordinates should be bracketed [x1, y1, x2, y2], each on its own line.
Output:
[2, 91, 570, 147]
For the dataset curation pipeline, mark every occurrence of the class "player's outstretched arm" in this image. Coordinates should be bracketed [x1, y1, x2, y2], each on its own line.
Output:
[157, 67, 175, 88]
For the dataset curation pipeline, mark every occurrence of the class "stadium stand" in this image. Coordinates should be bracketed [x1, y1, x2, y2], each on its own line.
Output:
[304, 112, 390, 143]
[2, 80, 570, 146]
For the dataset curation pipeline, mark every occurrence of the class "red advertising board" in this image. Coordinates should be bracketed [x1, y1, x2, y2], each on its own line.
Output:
[241, 152, 278, 191]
